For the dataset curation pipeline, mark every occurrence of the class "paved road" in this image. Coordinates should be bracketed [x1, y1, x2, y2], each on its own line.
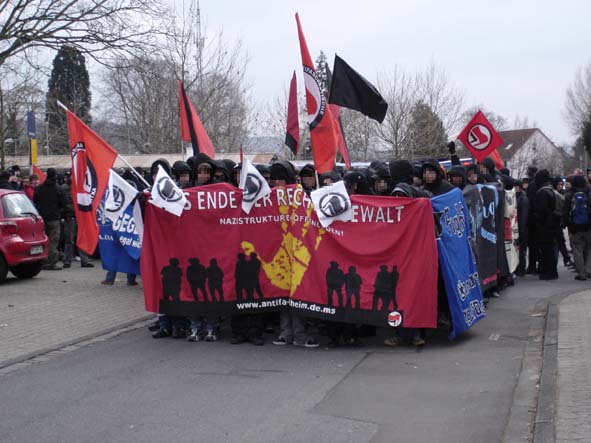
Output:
[0, 264, 587, 443]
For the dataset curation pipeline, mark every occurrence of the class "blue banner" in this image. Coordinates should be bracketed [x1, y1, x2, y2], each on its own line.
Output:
[98, 198, 141, 274]
[431, 188, 485, 339]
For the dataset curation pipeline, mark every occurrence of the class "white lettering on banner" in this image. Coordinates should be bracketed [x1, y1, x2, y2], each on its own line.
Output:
[351, 205, 405, 223]
[196, 191, 238, 210]
[183, 192, 192, 211]
[112, 213, 137, 234]
[254, 193, 273, 208]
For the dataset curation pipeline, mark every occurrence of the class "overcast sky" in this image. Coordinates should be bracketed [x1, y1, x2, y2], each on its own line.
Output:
[198, 0, 590, 146]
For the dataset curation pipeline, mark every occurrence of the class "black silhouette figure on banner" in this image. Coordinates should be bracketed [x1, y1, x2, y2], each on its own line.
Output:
[206, 258, 224, 302]
[161, 258, 182, 302]
[187, 258, 208, 302]
[234, 253, 248, 301]
[246, 252, 264, 300]
[373, 265, 393, 312]
[389, 265, 400, 311]
[345, 266, 362, 309]
[326, 261, 345, 307]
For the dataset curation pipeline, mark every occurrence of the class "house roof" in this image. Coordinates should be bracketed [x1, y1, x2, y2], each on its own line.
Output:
[497, 128, 539, 161]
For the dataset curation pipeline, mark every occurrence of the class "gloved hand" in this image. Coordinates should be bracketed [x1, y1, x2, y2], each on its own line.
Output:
[447, 141, 456, 155]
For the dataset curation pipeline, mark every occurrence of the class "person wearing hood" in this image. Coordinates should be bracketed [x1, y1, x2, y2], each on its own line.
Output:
[525, 166, 539, 274]
[192, 155, 216, 186]
[171, 161, 192, 188]
[269, 161, 298, 187]
[149, 158, 172, 185]
[212, 160, 232, 184]
[299, 163, 317, 193]
[0, 170, 15, 189]
[33, 168, 65, 271]
[465, 164, 481, 186]
[369, 164, 392, 196]
[388, 160, 431, 198]
[479, 157, 501, 183]
[255, 164, 271, 186]
[514, 179, 529, 276]
[552, 176, 572, 267]
[319, 170, 341, 187]
[564, 174, 591, 280]
[420, 159, 454, 196]
[534, 169, 559, 280]
[447, 165, 466, 189]
[343, 170, 372, 195]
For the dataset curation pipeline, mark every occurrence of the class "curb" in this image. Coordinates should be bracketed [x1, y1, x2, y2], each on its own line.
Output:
[532, 302, 558, 443]
[0, 314, 154, 371]
[502, 302, 546, 443]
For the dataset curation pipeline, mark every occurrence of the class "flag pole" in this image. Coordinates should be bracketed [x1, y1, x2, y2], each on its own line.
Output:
[117, 155, 151, 188]
[56, 100, 151, 189]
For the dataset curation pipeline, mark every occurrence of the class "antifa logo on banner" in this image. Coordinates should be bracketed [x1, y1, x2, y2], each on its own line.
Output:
[156, 176, 183, 203]
[105, 185, 125, 213]
[467, 124, 492, 151]
[387, 311, 403, 327]
[303, 65, 326, 129]
[71, 142, 98, 212]
[243, 173, 263, 203]
[319, 192, 349, 218]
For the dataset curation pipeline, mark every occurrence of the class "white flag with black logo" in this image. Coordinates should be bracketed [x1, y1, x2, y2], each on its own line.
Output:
[148, 165, 187, 216]
[310, 180, 354, 227]
[104, 169, 139, 224]
[239, 158, 271, 214]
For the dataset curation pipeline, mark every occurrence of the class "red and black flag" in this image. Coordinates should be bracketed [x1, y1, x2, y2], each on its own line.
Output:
[66, 108, 118, 255]
[179, 80, 215, 159]
[328, 54, 388, 123]
[295, 13, 338, 174]
[328, 104, 351, 170]
[285, 71, 300, 156]
[457, 110, 504, 163]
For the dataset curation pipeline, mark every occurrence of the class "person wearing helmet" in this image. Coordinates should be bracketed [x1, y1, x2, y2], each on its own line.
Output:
[171, 161, 192, 188]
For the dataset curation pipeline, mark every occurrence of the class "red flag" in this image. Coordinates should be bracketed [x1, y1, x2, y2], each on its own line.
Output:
[328, 104, 351, 170]
[179, 81, 215, 159]
[457, 110, 504, 162]
[295, 13, 338, 174]
[285, 71, 300, 155]
[66, 110, 118, 255]
[489, 149, 504, 170]
[31, 164, 46, 184]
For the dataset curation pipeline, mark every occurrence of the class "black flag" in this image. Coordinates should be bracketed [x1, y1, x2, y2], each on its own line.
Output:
[328, 54, 388, 123]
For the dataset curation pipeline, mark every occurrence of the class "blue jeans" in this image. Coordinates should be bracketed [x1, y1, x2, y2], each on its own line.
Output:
[105, 271, 136, 285]
[190, 317, 219, 334]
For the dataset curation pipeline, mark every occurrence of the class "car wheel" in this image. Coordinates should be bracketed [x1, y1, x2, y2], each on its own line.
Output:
[10, 261, 44, 279]
[0, 254, 7, 282]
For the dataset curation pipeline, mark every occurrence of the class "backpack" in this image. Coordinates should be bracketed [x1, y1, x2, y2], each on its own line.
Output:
[570, 191, 590, 225]
[541, 185, 564, 218]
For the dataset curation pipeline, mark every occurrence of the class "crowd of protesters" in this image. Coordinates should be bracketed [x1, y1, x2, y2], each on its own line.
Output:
[2, 140, 591, 348]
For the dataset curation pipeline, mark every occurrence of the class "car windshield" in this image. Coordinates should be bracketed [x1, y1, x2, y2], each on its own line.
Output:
[1, 193, 40, 218]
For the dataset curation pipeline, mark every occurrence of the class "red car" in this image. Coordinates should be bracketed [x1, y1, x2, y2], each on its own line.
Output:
[0, 189, 49, 281]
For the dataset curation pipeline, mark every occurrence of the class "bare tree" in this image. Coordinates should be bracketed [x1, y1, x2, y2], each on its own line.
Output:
[565, 63, 591, 135]
[459, 105, 509, 132]
[415, 63, 464, 136]
[375, 66, 416, 158]
[340, 109, 378, 162]
[0, 0, 168, 68]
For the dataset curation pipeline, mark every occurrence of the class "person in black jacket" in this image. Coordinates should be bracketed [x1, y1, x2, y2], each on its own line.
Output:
[33, 168, 65, 270]
[564, 174, 591, 280]
[421, 159, 454, 196]
[514, 179, 529, 276]
[534, 169, 559, 280]
[525, 166, 540, 273]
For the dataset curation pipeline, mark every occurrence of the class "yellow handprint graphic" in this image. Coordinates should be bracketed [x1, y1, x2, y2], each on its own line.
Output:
[241, 185, 325, 295]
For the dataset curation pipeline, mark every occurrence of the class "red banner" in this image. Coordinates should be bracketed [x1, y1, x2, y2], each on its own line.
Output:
[457, 110, 504, 163]
[141, 184, 438, 329]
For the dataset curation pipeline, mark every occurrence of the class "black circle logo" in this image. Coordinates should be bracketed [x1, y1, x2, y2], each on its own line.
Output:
[105, 185, 125, 213]
[71, 142, 98, 212]
[243, 173, 263, 203]
[303, 65, 326, 129]
[156, 176, 183, 202]
[319, 192, 349, 217]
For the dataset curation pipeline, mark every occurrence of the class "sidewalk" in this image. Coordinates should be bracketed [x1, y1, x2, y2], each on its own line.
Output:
[0, 265, 151, 368]
[555, 289, 591, 442]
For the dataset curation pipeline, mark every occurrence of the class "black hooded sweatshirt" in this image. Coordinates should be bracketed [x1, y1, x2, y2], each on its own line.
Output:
[421, 159, 454, 196]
